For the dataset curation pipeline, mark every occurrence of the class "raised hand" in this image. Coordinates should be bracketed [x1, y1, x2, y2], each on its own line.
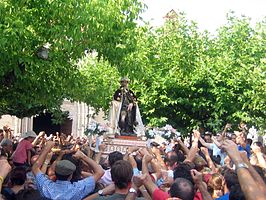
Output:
[200, 147, 209, 155]
[132, 174, 148, 188]
[190, 169, 203, 185]
[221, 140, 242, 163]
[73, 150, 86, 160]
[193, 130, 201, 140]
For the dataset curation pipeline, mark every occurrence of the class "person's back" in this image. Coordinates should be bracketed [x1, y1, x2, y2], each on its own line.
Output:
[35, 159, 95, 200]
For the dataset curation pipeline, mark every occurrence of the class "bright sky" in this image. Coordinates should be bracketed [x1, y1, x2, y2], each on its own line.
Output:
[141, 0, 266, 32]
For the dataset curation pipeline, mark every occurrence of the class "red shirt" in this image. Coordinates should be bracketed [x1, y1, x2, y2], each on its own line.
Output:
[13, 139, 32, 164]
[152, 188, 203, 200]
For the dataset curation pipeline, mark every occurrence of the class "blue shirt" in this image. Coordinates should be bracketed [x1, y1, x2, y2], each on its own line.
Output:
[238, 144, 251, 158]
[216, 193, 229, 200]
[35, 172, 95, 200]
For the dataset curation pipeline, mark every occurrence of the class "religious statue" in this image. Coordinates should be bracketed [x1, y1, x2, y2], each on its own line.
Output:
[109, 77, 144, 136]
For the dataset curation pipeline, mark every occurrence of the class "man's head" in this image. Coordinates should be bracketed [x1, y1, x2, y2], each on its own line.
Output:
[108, 151, 123, 167]
[204, 132, 212, 143]
[55, 160, 76, 181]
[169, 178, 194, 200]
[173, 163, 194, 185]
[111, 160, 133, 189]
[223, 170, 239, 192]
[230, 134, 236, 143]
[234, 131, 246, 145]
[165, 151, 178, 169]
[0, 138, 13, 154]
[120, 77, 129, 88]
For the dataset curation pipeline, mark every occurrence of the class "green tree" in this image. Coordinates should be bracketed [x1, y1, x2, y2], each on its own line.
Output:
[0, 0, 144, 118]
[122, 13, 266, 133]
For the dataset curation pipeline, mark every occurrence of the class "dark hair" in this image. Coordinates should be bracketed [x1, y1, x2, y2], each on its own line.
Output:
[134, 154, 142, 171]
[111, 160, 133, 189]
[10, 167, 27, 185]
[224, 170, 239, 191]
[173, 163, 194, 185]
[165, 151, 178, 167]
[15, 189, 46, 200]
[55, 172, 71, 181]
[108, 151, 123, 167]
[246, 138, 252, 146]
[99, 157, 109, 170]
[229, 184, 246, 200]
[169, 178, 194, 200]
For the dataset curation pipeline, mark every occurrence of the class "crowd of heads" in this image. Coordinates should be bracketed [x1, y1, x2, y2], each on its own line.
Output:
[0, 123, 265, 200]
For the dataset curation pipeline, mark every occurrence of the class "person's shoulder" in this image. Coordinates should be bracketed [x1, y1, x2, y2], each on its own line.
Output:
[93, 196, 107, 200]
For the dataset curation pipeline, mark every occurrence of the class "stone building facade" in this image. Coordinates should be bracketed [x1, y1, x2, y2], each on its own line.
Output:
[0, 100, 104, 137]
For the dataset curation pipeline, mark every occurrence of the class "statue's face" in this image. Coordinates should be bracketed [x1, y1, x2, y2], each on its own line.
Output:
[120, 81, 128, 87]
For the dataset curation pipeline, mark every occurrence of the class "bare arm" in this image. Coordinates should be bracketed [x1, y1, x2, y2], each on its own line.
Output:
[32, 132, 45, 147]
[41, 152, 53, 173]
[239, 151, 266, 195]
[141, 154, 158, 197]
[93, 144, 106, 164]
[152, 147, 167, 170]
[252, 145, 266, 169]
[184, 130, 200, 163]
[191, 169, 213, 200]
[27, 150, 31, 165]
[83, 183, 115, 200]
[199, 137, 212, 149]
[201, 147, 216, 173]
[73, 150, 104, 181]
[177, 139, 189, 155]
[222, 140, 266, 200]
[0, 159, 11, 193]
[32, 141, 55, 176]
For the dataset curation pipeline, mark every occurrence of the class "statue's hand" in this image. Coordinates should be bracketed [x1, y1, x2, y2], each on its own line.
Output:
[127, 103, 133, 111]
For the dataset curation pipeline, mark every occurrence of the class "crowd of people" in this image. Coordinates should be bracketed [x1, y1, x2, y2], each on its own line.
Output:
[0, 124, 265, 200]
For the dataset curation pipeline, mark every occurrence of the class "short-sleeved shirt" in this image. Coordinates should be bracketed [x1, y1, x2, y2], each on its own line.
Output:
[35, 172, 95, 200]
[13, 139, 33, 164]
[98, 169, 112, 186]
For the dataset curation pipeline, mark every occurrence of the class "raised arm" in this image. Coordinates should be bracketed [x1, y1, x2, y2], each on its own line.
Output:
[201, 147, 216, 173]
[222, 140, 266, 200]
[239, 151, 266, 195]
[191, 169, 213, 200]
[199, 137, 212, 149]
[142, 154, 158, 196]
[32, 131, 45, 147]
[184, 130, 200, 163]
[252, 145, 266, 169]
[32, 141, 55, 176]
[73, 150, 104, 181]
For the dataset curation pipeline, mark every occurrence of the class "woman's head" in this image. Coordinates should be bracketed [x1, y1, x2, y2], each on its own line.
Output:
[207, 173, 224, 198]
